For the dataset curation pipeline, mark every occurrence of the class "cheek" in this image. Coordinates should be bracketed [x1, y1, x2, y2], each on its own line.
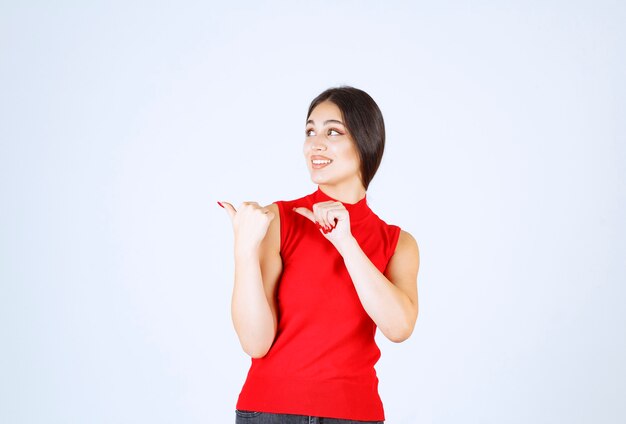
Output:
[338, 143, 360, 166]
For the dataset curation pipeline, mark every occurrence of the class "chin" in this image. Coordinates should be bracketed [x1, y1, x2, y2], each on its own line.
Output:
[310, 173, 331, 184]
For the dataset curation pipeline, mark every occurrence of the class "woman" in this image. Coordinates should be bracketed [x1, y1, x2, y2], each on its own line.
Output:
[219, 86, 420, 423]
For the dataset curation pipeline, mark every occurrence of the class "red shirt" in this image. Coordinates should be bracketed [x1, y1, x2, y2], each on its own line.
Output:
[236, 186, 401, 421]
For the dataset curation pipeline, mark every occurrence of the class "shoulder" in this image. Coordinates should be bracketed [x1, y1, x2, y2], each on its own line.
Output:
[264, 202, 281, 226]
[265, 192, 313, 225]
[265, 202, 279, 214]
[263, 193, 312, 253]
[260, 203, 281, 252]
[398, 230, 418, 247]
[263, 202, 284, 230]
[384, 229, 420, 284]
[262, 191, 314, 227]
[393, 230, 420, 263]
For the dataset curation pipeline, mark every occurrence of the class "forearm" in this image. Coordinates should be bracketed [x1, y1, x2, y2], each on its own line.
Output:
[231, 249, 276, 357]
[337, 237, 416, 342]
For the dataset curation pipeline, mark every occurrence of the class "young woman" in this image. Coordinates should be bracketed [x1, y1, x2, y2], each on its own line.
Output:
[219, 86, 420, 423]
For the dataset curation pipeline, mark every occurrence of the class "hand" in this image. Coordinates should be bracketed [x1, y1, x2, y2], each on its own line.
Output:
[218, 201, 275, 253]
[293, 201, 354, 250]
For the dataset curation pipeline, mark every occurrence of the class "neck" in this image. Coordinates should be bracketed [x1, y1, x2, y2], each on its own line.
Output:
[318, 181, 366, 205]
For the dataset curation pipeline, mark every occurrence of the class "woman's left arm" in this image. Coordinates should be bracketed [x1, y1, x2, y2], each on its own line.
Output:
[337, 230, 420, 343]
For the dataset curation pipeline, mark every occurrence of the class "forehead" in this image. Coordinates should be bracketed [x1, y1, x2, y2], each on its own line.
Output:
[308, 101, 343, 121]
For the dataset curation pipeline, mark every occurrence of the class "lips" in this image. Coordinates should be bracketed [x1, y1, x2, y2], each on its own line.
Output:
[311, 155, 333, 168]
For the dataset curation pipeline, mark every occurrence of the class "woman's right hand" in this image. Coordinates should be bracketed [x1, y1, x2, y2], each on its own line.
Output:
[219, 201, 276, 254]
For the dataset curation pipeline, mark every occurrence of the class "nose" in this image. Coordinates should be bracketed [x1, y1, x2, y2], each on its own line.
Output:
[311, 139, 326, 151]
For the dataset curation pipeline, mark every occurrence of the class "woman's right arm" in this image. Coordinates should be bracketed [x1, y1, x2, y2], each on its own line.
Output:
[224, 202, 282, 358]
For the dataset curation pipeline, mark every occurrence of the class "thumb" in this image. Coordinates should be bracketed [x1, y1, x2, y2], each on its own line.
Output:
[293, 206, 315, 223]
[218, 201, 237, 221]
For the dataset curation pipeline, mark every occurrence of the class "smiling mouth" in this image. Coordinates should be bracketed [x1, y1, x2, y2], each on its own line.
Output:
[311, 159, 333, 169]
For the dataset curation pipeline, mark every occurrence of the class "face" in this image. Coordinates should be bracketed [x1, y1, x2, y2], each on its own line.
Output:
[303, 101, 362, 187]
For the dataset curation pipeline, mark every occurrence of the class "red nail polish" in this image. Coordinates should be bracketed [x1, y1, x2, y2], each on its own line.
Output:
[217, 201, 224, 208]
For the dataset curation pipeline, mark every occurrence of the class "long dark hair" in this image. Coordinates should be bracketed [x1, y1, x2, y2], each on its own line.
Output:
[306, 86, 386, 191]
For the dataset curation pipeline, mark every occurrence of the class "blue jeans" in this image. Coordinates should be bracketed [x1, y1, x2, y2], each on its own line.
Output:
[235, 410, 384, 423]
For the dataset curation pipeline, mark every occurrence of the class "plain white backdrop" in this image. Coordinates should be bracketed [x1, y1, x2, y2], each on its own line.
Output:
[1, 1, 624, 423]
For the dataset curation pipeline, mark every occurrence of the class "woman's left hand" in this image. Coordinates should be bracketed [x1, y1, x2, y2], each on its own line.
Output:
[293, 201, 353, 249]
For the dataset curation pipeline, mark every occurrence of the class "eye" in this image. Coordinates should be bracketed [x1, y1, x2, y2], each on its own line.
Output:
[328, 128, 342, 136]
[305, 128, 315, 136]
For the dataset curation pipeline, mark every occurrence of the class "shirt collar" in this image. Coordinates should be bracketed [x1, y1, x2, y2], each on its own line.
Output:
[310, 185, 372, 223]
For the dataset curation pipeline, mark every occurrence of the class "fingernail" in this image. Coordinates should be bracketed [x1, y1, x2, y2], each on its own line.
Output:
[217, 201, 224, 208]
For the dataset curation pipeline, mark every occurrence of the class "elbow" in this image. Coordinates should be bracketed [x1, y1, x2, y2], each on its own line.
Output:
[383, 312, 418, 343]
[241, 336, 274, 358]
[246, 347, 270, 359]
[233, 316, 277, 359]
[383, 323, 414, 343]
[386, 327, 413, 343]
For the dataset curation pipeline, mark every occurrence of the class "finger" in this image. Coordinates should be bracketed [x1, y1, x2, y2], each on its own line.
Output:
[328, 215, 338, 229]
[324, 207, 339, 230]
[219, 201, 237, 221]
[312, 203, 330, 230]
[323, 207, 345, 231]
[293, 207, 316, 223]
[327, 207, 345, 227]
[260, 206, 275, 220]
[316, 203, 341, 230]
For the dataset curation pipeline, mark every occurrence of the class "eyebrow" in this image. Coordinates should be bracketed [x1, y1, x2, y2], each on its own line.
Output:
[306, 119, 346, 127]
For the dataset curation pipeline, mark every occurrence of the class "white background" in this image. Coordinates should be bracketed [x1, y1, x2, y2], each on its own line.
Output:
[1, 1, 624, 423]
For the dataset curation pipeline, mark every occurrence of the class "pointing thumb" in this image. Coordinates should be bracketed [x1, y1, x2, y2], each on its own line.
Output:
[292, 206, 315, 223]
[218, 201, 237, 220]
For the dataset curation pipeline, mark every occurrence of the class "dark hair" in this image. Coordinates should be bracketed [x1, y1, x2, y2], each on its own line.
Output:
[306, 86, 386, 191]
